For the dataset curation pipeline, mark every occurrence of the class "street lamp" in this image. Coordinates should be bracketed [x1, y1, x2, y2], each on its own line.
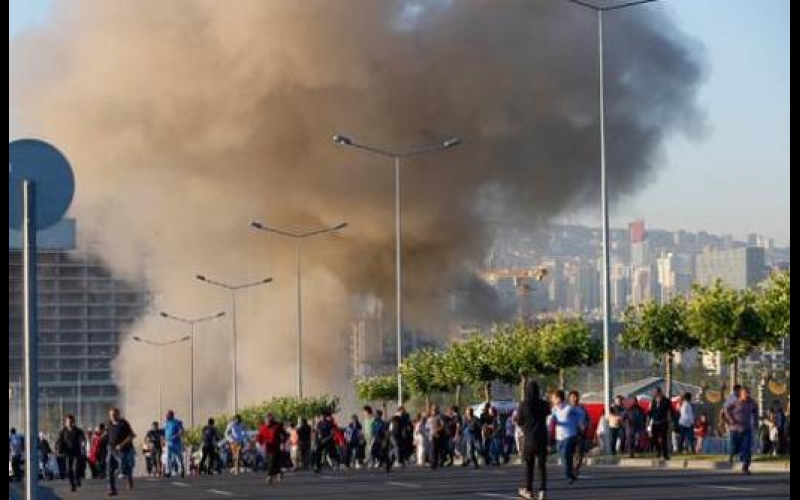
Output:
[332, 133, 461, 406]
[250, 221, 347, 398]
[564, 0, 660, 422]
[158, 310, 226, 427]
[195, 274, 273, 413]
[132, 335, 191, 420]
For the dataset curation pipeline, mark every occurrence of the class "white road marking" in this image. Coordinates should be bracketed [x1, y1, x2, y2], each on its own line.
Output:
[170, 481, 190, 487]
[477, 493, 518, 499]
[208, 489, 235, 496]
[697, 485, 756, 492]
[386, 481, 421, 488]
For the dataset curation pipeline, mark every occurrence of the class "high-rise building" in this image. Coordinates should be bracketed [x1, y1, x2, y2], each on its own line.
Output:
[694, 247, 767, 290]
[629, 219, 650, 269]
[575, 262, 599, 313]
[656, 252, 694, 303]
[610, 263, 630, 314]
[349, 298, 392, 379]
[630, 265, 657, 306]
[9, 221, 147, 432]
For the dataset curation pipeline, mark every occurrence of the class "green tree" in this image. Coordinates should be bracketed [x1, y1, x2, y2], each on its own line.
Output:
[355, 374, 406, 415]
[687, 280, 768, 388]
[621, 297, 697, 399]
[458, 334, 499, 403]
[486, 322, 544, 400]
[401, 349, 449, 410]
[439, 342, 474, 408]
[538, 317, 602, 391]
[758, 270, 790, 339]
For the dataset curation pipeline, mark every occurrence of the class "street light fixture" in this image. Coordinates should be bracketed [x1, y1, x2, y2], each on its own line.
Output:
[132, 335, 191, 419]
[195, 274, 273, 413]
[158, 310, 226, 427]
[564, 0, 660, 424]
[249, 221, 348, 398]
[332, 133, 462, 406]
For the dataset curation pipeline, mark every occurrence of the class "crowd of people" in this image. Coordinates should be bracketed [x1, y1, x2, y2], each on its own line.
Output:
[8, 383, 789, 499]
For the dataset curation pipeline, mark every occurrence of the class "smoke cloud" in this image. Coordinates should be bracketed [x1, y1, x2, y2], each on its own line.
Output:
[9, 0, 705, 420]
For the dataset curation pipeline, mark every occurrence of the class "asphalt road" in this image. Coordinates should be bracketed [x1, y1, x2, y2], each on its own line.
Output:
[13, 465, 791, 500]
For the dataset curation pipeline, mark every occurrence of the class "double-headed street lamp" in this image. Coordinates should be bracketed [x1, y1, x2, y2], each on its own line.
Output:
[332, 133, 461, 406]
[158, 310, 226, 427]
[195, 275, 273, 414]
[132, 335, 191, 420]
[250, 221, 347, 398]
[564, 0, 660, 419]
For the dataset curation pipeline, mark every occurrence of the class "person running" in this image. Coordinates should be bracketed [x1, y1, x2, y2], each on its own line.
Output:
[397, 407, 414, 466]
[344, 415, 364, 468]
[678, 392, 696, 454]
[88, 423, 107, 479]
[199, 418, 220, 475]
[370, 410, 386, 469]
[163, 410, 185, 477]
[314, 411, 337, 473]
[517, 381, 550, 500]
[726, 386, 759, 474]
[413, 413, 428, 467]
[648, 388, 672, 460]
[462, 407, 482, 468]
[608, 395, 626, 456]
[225, 414, 247, 474]
[106, 407, 136, 496]
[38, 432, 53, 480]
[258, 414, 285, 484]
[297, 418, 312, 470]
[144, 422, 163, 477]
[56, 415, 87, 492]
[428, 406, 445, 470]
[383, 415, 401, 473]
[9, 428, 24, 482]
[550, 390, 578, 484]
[568, 391, 590, 475]
[622, 397, 646, 457]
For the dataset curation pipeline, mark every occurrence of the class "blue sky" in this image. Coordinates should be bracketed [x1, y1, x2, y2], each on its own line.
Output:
[9, 0, 790, 246]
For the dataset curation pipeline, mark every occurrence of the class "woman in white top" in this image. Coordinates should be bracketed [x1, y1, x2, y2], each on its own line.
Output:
[678, 393, 696, 454]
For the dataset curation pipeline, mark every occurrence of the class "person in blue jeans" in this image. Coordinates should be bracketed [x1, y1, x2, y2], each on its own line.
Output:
[163, 410, 185, 477]
[550, 390, 578, 484]
[726, 387, 759, 474]
[105, 407, 136, 496]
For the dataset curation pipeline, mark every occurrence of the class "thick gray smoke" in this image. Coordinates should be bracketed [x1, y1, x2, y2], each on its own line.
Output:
[9, 0, 705, 419]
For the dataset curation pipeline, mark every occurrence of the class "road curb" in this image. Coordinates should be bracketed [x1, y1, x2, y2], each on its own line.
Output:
[584, 456, 790, 472]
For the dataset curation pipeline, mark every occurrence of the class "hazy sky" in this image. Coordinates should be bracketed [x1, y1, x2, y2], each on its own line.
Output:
[9, 0, 790, 246]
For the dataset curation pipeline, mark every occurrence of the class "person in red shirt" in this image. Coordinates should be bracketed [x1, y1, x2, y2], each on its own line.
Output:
[694, 412, 709, 454]
[258, 414, 286, 485]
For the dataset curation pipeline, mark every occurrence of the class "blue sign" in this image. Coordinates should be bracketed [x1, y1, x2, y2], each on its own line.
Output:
[9, 139, 75, 230]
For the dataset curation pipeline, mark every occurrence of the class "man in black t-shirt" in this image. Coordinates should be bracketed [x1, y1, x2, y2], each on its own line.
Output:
[56, 415, 86, 492]
[106, 407, 136, 496]
[144, 422, 164, 477]
[199, 418, 220, 475]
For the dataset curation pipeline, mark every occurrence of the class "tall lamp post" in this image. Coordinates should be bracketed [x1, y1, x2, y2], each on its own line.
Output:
[158, 310, 226, 427]
[132, 335, 191, 419]
[564, 0, 660, 422]
[250, 221, 347, 398]
[332, 134, 461, 406]
[195, 275, 273, 414]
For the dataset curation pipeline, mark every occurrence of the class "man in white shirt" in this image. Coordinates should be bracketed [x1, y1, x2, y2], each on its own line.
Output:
[224, 414, 247, 474]
[678, 393, 696, 454]
[550, 390, 578, 484]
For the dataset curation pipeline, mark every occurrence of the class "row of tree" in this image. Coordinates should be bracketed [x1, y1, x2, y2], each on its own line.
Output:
[357, 317, 602, 411]
[357, 271, 789, 409]
[621, 272, 790, 398]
